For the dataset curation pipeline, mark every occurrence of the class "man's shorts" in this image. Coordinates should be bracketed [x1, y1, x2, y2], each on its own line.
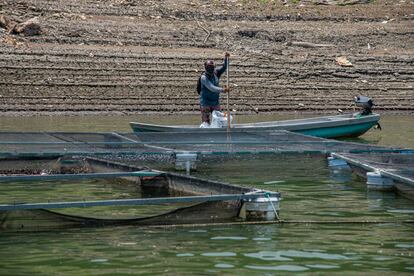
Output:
[200, 105, 221, 124]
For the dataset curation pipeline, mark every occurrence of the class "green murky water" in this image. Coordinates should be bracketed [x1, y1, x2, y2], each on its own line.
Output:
[0, 114, 413, 274]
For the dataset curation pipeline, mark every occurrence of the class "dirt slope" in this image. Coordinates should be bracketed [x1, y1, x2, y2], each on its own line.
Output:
[0, 0, 413, 115]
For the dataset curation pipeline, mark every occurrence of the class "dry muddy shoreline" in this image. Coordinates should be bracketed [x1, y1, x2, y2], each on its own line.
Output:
[0, 0, 413, 116]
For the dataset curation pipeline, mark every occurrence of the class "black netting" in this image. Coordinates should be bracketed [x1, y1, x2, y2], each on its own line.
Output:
[0, 131, 397, 158]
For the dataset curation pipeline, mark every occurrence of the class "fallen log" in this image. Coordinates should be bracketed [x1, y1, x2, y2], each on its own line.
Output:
[11, 17, 42, 36]
[313, 0, 371, 5]
[285, 41, 335, 48]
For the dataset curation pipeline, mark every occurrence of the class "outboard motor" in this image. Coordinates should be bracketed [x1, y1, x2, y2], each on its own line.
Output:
[354, 96, 373, 116]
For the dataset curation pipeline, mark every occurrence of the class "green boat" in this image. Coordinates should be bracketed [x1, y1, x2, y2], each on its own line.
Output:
[130, 112, 380, 138]
[130, 96, 380, 138]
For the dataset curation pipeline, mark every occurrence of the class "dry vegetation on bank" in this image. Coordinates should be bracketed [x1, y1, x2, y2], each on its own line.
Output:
[0, 0, 413, 115]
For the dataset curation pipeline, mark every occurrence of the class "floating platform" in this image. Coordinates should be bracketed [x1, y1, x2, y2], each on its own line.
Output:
[331, 152, 414, 200]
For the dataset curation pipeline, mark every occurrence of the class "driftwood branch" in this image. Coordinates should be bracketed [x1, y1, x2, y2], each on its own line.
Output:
[195, 17, 211, 44]
[286, 41, 335, 48]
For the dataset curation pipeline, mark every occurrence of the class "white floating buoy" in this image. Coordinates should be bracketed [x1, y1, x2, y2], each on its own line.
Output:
[244, 193, 280, 221]
[175, 152, 197, 175]
[366, 171, 394, 191]
[327, 156, 350, 169]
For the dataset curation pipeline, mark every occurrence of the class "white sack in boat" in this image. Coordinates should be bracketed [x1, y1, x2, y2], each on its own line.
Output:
[199, 111, 233, 128]
[211, 110, 233, 128]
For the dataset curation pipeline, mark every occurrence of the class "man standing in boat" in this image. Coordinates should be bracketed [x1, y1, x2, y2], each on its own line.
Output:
[199, 52, 230, 125]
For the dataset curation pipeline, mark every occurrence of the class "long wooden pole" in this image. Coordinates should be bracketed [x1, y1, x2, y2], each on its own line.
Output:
[226, 54, 230, 131]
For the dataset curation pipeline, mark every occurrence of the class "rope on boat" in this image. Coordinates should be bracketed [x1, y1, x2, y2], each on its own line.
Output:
[145, 220, 414, 229]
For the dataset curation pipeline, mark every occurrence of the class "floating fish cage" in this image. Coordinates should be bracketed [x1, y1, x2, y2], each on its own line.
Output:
[331, 152, 414, 199]
[0, 131, 402, 167]
[1, 131, 412, 231]
[0, 130, 406, 183]
[0, 156, 281, 231]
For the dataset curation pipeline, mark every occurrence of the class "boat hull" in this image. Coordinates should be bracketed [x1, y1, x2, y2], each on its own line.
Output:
[130, 113, 380, 139]
[297, 121, 378, 138]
